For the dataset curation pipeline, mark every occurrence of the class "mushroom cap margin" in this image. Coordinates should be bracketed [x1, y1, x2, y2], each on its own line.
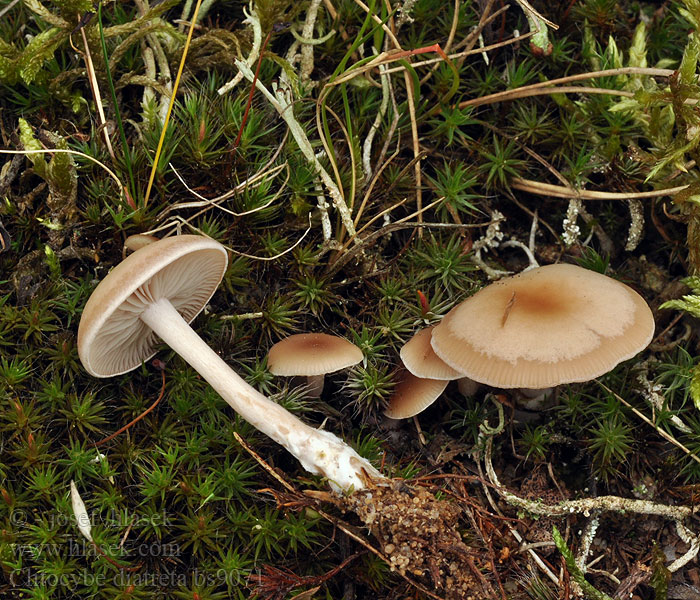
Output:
[384, 370, 449, 419]
[400, 326, 463, 380]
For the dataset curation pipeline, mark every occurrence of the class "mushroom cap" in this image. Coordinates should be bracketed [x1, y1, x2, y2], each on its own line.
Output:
[78, 235, 228, 378]
[431, 263, 655, 389]
[267, 333, 363, 377]
[123, 233, 159, 256]
[384, 370, 449, 419]
[400, 327, 463, 380]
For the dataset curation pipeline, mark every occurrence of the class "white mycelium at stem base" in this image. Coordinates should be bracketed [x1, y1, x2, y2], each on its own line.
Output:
[139, 297, 378, 490]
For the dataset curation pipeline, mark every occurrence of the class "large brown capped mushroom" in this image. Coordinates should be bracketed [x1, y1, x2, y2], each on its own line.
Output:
[430, 263, 655, 389]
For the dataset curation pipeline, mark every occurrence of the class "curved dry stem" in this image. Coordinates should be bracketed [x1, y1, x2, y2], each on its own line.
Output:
[166, 162, 289, 218]
[152, 214, 313, 263]
[511, 177, 689, 200]
[419, 0, 460, 86]
[462, 85, 634, 108]
[459, 67, 676, 108]
[478, 398, 698, 521]
[321, 103, 356, 220]
[355, 142, 401, 228]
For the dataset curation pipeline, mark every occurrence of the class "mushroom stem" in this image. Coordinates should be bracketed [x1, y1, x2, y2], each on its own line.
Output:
[457, 377, 480, 397]
[139, 297, 380, 491]
[306, 374, 325, 397]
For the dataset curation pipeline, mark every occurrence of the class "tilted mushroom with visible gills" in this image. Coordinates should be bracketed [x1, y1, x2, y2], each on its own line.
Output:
[400, 326, 480, 395]
[78, 235, 380, 492]
[384, 370, 448, 420]
[267, 333, 363, 397]
[384, 327, 465, 419]
[430, 263, 655, 390]
[400, 327, 463, 381]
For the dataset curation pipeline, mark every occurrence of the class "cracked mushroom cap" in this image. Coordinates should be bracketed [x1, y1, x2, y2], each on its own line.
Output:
[431, 263, 655, 389]
[384, 370, 449, 419]
[400, 326, 463, 380]
[267, 333, 363, 377]
[78, 235, 228, 378]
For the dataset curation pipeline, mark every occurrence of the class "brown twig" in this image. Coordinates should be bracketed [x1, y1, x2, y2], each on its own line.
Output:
[511, 177, 688, 200]
[459, 67, 675, 108]
[249, 553, 363, 599]
[94, 366, 166, 447]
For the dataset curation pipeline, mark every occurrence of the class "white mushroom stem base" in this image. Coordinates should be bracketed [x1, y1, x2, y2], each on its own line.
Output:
[140, 298, 380, 491]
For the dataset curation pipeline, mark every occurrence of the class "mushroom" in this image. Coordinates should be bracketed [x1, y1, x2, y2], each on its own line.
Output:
[430, 263, 655, 389]
[78, 235, 380, 491]
[123, 233, 159, 257]
[267, 333, 363, 397]
[385, 326, 478, 419]
[384, 370, 448, 420]
[400, 326, 463, 381]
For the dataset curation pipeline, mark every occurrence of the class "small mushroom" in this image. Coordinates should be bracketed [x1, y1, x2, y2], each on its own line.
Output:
[384, 370, 448, 420]
[78, 235, 379, 491]
[431, 263, 655, 389]
[385, 326, 478, 419]
[267, 333, 363, 397]
[123, 233, 159, 258]
[400, 326, 463, 381]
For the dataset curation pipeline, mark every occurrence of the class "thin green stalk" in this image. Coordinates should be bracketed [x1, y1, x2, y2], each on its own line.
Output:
[329, 0, 378, 81]
[319, 1, 387, 213]
[143, 0, 204, 208]
[97, 2, 136, 207]
[552, 526, 615, 600]
[340, 82, 355, 209]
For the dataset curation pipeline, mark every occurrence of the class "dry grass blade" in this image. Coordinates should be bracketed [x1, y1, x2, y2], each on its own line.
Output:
[143, 0, 205, 207]
[459, 67, 675, 108]
[73, 26, 115, 160]
[511, 177, 688, 200]
[596, 382, 700, 467]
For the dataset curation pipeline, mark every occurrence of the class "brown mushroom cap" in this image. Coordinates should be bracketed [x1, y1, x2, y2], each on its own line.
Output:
[431, 263, 655, 389]
[123, 234, 159, 257]
[400, 326, 463, 380]
[78, 235, 228, 378]
[384, 370, 449, 419]
[267, 333, 363, 377]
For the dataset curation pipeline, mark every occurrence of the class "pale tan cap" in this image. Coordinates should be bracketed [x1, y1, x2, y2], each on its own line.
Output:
[267, 333, 363, 376]
[78, 235, 228, 378]
[384, 370, 449, 419]
[431, 263, 655, 389]
[400, 326, 463, 380]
